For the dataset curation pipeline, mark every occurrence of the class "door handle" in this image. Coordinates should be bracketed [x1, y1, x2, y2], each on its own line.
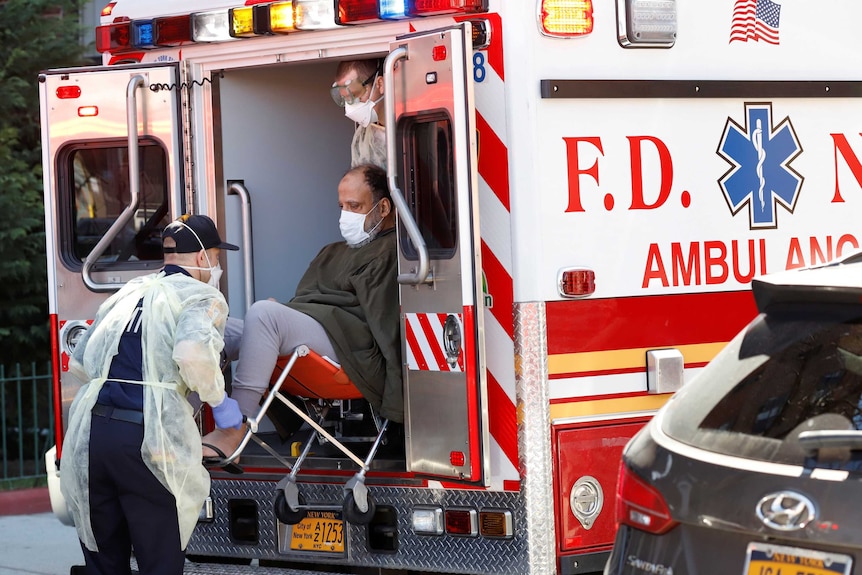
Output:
[384, 47, 433, 286]
[82, 74, 146, 292]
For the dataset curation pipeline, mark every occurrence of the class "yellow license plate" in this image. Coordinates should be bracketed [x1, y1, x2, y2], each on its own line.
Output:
[744, 542, 852, 575]
[289, 510, 345, 554]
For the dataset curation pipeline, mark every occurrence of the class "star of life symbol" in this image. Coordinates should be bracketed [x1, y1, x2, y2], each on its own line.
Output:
[717, 103, 803, 229]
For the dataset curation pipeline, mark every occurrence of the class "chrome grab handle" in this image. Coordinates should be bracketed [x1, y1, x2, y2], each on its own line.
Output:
[384, 47, 432, 285]
[82, 74, 146, 292]
[227, 181, 255, 312]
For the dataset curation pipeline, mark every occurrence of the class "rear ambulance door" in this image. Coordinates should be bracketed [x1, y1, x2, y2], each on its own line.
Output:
[387, 25, 488, 483]
[40, 63, 184, 426]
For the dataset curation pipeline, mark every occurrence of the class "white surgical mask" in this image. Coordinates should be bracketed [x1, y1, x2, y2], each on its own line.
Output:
[185, 254, 222, 287]
[206, 262, 223, 288]
[345, 96, 382, 127]
[339, 201, 382, 247]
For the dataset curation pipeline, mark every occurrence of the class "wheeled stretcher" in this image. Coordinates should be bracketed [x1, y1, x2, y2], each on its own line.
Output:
[207, 344, 391, 526]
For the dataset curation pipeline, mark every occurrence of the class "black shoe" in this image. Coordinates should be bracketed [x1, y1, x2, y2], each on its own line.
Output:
[70, 566, 87, 575]
[265, 396, 307, 442]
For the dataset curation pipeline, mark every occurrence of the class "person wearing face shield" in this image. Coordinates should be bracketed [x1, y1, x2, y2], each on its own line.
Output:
[201, 164, 401, 461]
[331, 58, 387, 170]
[61, 214, 241, 575]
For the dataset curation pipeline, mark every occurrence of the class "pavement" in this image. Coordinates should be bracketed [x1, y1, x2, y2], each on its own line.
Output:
[0, 488, 85, 575]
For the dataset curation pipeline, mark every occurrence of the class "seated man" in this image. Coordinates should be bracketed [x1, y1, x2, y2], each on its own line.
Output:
[202, 163, 402, 458]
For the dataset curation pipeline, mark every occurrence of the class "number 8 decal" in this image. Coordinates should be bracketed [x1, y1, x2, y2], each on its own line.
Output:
[473, 52, 486, 83]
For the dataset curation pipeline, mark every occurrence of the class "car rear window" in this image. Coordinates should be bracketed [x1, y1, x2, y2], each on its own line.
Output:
[662, 303, 862, 466]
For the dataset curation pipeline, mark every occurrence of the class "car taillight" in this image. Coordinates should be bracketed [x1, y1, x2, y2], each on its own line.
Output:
[615, 460, 677, 534]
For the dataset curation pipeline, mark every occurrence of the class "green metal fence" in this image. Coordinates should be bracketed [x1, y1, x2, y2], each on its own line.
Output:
[0, 363, 54, 482]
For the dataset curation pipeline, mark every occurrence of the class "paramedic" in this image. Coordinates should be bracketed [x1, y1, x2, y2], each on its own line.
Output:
[331, 58, 387, 169]
[61, 215, 243, 575]
[201, 163, 401, 459]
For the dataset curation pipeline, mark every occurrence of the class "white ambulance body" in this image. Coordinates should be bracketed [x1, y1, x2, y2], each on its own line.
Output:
[39, 0, 862, 573]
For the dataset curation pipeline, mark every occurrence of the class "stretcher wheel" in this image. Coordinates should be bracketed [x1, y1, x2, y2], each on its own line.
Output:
[274, 490, 307, 525]
[343, 490, 376, 525]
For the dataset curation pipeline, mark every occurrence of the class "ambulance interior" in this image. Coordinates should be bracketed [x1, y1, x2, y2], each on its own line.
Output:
[216, 59, 408, 474]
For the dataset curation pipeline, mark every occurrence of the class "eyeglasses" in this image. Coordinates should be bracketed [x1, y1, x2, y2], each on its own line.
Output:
[330, 71, 377, 107]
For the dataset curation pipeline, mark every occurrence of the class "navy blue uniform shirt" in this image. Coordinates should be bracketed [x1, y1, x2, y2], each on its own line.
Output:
[96, 265, 191, 410]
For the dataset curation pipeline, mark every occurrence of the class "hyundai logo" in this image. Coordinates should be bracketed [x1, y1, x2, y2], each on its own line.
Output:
[756, 491, 816, 531]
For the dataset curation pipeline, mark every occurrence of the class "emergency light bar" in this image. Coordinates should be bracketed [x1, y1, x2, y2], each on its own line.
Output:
[96, 20, 132, 53]
[294, 0, 339, 30]
[269, 2, 297, 33]
[337, 0, 381, 24]
[191, 10, 234, 42]
[229, 6, 256, 37]
[96, 0, 489, 54]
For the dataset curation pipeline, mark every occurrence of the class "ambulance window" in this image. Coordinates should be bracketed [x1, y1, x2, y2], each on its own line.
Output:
[64, 142, 169, 265]
[401, 114, 457, 260]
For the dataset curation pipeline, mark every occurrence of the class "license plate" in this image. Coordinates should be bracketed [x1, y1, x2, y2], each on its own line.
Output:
[289, 510, 345, 554]
[744, 542, 852, 575]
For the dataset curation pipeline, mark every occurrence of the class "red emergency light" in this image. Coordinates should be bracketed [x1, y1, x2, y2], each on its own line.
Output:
[444, 508, 477, 536]
[336, 0, 381, 24]
[56, 85, 81, 99]
[153, 14, 192, 46]
[411, 0, 488, 16]
[95, 20, 132, 53]
[100, 1, 116, 17]
[559, 269, 595, 297]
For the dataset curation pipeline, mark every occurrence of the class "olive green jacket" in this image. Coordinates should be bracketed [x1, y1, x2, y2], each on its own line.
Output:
[287, 229, 403, 422]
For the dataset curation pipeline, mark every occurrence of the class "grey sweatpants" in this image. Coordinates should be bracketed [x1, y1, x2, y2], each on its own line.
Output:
[224, 300, 338, 417]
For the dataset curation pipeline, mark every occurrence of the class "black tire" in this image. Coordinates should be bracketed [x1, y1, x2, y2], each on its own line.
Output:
[343, 490, 376, 525]
[274, 490, 307, 525]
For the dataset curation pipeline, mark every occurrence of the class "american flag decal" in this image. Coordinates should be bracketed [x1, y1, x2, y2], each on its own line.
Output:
[730, 0, 781, 45]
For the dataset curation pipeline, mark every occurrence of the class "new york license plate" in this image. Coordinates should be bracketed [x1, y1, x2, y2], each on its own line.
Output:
[744, 542, 852, 575]
[289, 510, 345, 554]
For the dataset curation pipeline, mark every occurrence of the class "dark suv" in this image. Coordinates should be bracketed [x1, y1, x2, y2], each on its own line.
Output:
[605, 255, 862, 575]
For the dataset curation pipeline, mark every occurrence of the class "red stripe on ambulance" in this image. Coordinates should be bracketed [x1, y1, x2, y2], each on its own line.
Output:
[487, 370, 518, 470]
[546, 291, 758, 356]
[477, 111, 510, 211]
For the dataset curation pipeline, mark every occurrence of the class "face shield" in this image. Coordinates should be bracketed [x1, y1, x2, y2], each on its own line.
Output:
[330, 71, 377, 107]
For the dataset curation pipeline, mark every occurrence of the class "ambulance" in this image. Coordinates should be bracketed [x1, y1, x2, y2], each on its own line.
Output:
[38, 0, 862, 573]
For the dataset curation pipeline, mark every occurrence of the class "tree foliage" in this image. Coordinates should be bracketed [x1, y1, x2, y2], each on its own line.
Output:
[0, 0, 85, 364]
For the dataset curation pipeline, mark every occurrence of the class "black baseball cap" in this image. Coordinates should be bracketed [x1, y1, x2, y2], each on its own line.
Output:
[162, 214, 239, 253]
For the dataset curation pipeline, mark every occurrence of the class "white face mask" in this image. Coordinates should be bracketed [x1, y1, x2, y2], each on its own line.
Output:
[344, 77, 382, 128]
[185, 254, 222, 287]
[339, 201, 382, 247]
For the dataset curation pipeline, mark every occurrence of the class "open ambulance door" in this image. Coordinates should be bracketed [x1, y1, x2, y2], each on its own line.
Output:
[386, 25, 489, 484]
[40, 63, 184, 427]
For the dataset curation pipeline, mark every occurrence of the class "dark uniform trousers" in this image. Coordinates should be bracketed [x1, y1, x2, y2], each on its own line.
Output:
[80, 407, 185, 575]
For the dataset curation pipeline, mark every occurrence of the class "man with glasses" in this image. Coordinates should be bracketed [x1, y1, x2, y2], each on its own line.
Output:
[331, 58, 387, 169]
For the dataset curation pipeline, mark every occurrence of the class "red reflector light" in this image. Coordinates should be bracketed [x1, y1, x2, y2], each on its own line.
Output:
[432, 45, 447, 61]
[154, 15, 192, 46]
[615, 462, 677, 535]
[559, 269, 595, 297]
[444, 508, 477, 536]
[96, 21, 131, 53]
[336, 0, 381, 24]
[56, 86, 81, 99]
[101, 1, 116, 17]
[78, 106, 99, 117]
[449, 450, 465, 466]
